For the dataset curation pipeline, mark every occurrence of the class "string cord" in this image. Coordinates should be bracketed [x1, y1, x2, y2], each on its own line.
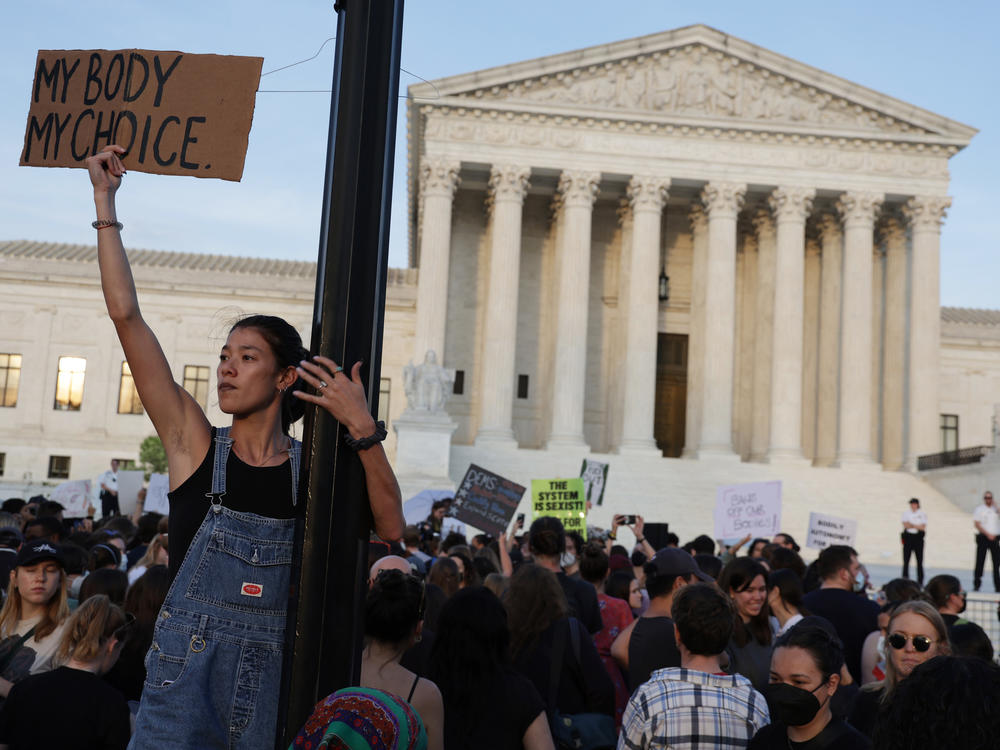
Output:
[256, 36, 441, 100]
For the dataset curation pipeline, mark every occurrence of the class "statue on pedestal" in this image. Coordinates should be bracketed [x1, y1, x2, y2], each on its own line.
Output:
[403, 350, 455, 415]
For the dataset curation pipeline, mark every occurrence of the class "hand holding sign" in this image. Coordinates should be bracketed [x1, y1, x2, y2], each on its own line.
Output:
[87, 144, 126, 193]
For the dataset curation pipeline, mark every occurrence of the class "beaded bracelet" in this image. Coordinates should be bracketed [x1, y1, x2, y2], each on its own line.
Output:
[92, 219, 123, 230]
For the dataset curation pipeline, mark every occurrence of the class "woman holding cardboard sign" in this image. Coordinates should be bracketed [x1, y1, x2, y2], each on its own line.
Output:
[85, 144, 404, 750]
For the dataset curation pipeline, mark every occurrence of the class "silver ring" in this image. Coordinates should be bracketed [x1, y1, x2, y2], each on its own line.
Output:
[318, 380, 328, 389]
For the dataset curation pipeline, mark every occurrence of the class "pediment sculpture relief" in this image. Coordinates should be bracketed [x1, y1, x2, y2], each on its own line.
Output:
[466, 45, 926, 136]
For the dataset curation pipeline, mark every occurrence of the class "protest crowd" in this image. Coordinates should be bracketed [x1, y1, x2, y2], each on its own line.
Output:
[2, 489, 1000, 750]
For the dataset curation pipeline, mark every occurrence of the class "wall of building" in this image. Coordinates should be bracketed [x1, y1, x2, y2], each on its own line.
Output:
[0, 245, 415, 497]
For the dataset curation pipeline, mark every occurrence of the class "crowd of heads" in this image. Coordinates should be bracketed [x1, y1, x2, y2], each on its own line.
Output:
[362, 505, 1000, 750]
[0, 493, 174, 710]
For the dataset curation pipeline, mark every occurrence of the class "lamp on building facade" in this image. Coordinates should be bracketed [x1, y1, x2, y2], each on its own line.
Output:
[658, 268, 670, 303]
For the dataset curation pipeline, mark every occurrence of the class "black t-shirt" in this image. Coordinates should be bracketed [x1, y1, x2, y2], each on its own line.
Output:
[443, 668, 545, 750]
[557, 571, 603, 635]
[513, 617, 615, 718]
[846, 687, 881, 739]
[0, 666, 130, 749]
[802, 589, 879, 682]
[750, 718, 872, 750]
[167, 427, 296, 579]
[627, 615, 681, 692]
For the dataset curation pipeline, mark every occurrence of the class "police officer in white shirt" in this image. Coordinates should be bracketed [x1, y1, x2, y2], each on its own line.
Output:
[901, 497, 928, 585]
[98, 458, 120, 518]
[972, 490, 1000, 592]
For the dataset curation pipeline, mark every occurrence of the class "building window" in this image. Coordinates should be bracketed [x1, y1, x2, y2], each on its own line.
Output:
[0, 453, 5, 477]
[54, 356, 86, 411]
[48, 455, 71, 480]
[517, 374, 529, 399]
[453, 370, 465, 395]
[378, 378, 390, 425]
[117, 361, 144, 414]
[0, 353, 21, 407]
[941, 414, 959, 452]
[183, 365, 211, 409]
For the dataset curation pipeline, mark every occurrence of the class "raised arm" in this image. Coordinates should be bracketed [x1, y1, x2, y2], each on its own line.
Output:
[87, 146, 210, 482]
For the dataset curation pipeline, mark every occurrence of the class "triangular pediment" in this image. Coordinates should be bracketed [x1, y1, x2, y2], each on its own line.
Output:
[410, 25, 976, 144]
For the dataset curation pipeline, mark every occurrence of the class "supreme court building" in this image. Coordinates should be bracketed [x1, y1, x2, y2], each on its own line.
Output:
[0, 27, 992, 559]
[406, 24, 976, 471]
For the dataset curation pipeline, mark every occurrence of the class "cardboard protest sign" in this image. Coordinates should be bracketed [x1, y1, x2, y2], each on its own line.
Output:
[50, 479, 91, 518]
[532, 478, 588, 539]
[22, 49, 263, 181]
[713, 481, 782, 540]
[579, 459, 609, 506]
[451, 464, 525, 538]
[806, 512, 857, 550]
[143, 473, 171, 515]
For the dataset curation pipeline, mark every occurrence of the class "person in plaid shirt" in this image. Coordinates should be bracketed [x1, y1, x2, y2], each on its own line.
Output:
[619, 583, 770, 749]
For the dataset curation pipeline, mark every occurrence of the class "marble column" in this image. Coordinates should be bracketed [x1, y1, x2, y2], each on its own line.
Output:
[802, 231, 821, 462]
[871, 245, 886, 463]
[904, 196, 951, 468]
[698, 181, 746, 457]
[413, 157, 461, 362]
[547, 170, 600, 449]
[750, 210, 776, 462]
[683, 205, 708, 457]
[880, 217, 907, 470]
[475, 164, 531, 448]
[766, 187, 815, 463]
[835, 191, 883, 466]
[814, 214, 842, 466]
[617, 175, 669, 455]
[736, 229, 758, 460]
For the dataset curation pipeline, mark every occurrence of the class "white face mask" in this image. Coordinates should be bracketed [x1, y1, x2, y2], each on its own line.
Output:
[560, 551, 577, 569]
[852, 570, 865, 593]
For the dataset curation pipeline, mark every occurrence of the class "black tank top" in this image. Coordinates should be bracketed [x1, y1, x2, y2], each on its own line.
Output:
[166, 428, 296, 579]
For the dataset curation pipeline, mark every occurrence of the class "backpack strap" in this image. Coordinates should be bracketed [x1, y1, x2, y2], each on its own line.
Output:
[0, 626, 37, 675]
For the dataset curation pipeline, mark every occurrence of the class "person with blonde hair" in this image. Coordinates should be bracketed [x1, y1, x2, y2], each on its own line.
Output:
[847, 600, 950, 738]
[0, 541, 70, 701]
[126, 533, 168, 585]
[0, 594, 132, 748]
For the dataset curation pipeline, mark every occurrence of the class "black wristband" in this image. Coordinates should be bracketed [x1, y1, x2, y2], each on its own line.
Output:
[636, 537, 645, 544]
[343, 420, 387, 451]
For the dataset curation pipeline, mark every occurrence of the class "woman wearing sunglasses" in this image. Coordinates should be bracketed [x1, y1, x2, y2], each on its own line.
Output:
[0, 594, 132, 748]
[847, 600, 950, 738]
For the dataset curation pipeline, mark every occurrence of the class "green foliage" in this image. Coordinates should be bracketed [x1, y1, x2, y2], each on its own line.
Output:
[138, 435, 168, 479]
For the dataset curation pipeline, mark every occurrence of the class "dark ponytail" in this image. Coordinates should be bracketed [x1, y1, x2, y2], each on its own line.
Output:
[230, 315, 309, 434]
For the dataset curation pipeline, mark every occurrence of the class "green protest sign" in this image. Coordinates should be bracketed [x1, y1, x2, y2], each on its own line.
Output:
[531, 478, 587, 539]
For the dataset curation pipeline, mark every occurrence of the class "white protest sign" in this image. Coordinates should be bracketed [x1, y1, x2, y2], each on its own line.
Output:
[713, 481, 782, 540]
[806, 512, 858, 550]
[580, 459, 609, 506]
[50, 479, 91, 518]
[144, 473, 170, 515]
[116, 470, 145, 517]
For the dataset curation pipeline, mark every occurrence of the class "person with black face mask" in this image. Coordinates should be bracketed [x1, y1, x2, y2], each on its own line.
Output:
[749, 624, 871, 749]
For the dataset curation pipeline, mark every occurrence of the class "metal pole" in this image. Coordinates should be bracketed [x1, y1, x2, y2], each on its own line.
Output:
[277, 0, 404, 745]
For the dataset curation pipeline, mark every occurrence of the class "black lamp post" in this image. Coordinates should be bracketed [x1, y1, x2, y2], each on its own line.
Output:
[658, 267, 670, 303]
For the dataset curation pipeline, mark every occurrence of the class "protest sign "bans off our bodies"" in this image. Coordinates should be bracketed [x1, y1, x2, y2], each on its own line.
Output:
[21, 49, 262, 181]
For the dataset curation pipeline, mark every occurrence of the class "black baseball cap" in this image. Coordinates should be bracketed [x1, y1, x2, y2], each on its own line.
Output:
[14, 540, 65, 569]
[647, 547, 714, 582]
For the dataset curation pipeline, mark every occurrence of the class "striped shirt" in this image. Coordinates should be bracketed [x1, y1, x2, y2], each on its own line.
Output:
[618, 667, 770, 750]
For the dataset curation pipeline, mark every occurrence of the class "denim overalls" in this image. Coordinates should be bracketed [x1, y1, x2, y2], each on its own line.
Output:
[129, 427, 300, 750]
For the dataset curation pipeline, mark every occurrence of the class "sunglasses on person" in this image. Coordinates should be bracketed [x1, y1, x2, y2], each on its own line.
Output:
[887, 632, 936, 652]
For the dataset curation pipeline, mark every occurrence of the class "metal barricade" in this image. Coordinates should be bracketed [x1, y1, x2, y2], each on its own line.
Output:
[962, 593, 1000, 658]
